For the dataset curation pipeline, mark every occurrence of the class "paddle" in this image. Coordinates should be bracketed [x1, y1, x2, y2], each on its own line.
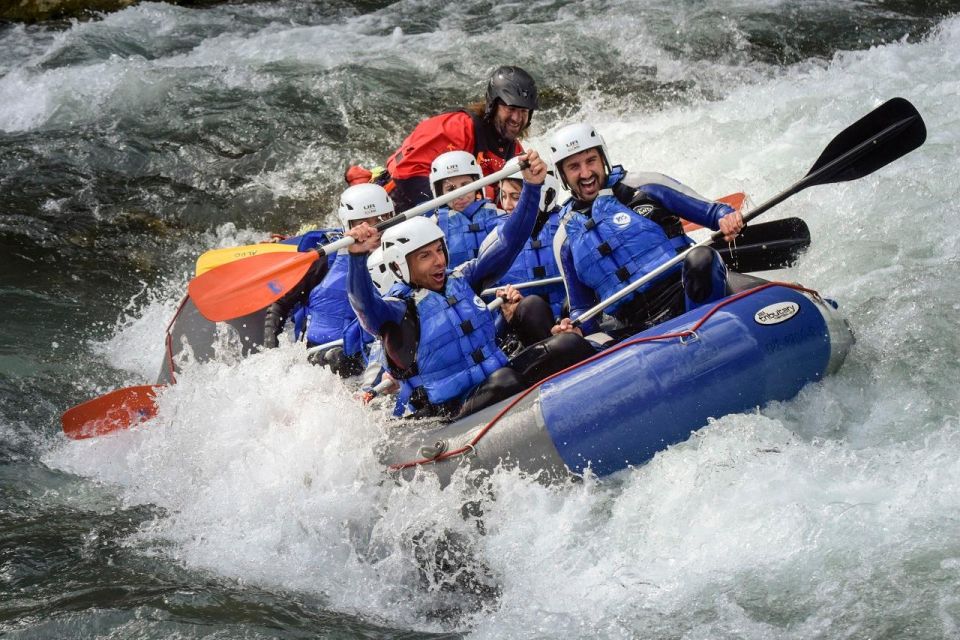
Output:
[62, 384, 162, 440]
[573, 96, 926, 327]
[478, 217, 810, 299]
[195, 242, 297, 276]
[188, 157, 531, 322]
[711, 216, 810, 272]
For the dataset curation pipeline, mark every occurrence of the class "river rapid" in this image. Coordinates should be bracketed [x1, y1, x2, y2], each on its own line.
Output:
[2, 1, 960, 638]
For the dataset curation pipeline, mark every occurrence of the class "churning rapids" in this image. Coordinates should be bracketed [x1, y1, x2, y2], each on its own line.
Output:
[2, 1, 960, 638]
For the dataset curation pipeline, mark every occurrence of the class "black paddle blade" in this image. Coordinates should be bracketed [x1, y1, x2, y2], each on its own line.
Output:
[711, 217, 811, 272]
[806, 97, 926, 187]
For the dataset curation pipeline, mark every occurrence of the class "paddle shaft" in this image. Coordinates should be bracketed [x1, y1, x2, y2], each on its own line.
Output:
[480, 276, 564, 297]
[315, 157, 530, 259]
[304, 338, 345, 357]
[574, 99, 924, 327]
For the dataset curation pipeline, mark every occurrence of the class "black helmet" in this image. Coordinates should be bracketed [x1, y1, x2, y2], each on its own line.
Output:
[485, 65, 539, 118]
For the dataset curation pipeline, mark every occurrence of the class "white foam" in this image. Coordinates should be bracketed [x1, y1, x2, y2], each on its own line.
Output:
[42, 11, 960, 638]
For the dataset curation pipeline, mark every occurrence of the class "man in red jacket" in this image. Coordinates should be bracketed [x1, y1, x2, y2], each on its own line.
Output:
[347, 66, 539, 212]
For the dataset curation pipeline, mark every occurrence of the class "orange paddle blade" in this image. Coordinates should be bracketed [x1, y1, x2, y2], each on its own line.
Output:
[62, 385, 162, 440]
[682, 191, 747, 233]
[188, 250, 319, 322]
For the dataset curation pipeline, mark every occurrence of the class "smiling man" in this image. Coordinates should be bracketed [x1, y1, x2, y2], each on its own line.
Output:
[549, 123, 745, 338]
[379, 66, 538, 212]
[345, 150, 594, 419]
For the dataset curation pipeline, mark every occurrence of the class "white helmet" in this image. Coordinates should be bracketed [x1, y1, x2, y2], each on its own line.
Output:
[366, 246, 398, 295]
[338, 183, 395, 230]
[430, 150, 482, 198]
[381, 217, 447, 284]
[548, 123, 611, 191]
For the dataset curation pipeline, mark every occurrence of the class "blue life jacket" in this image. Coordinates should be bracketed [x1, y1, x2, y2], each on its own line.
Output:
[433, 199, 503, 268]
[342, 316, 376, 362]
[392, 274, 508, 413]
[286, 229, 343, 339]
[607, 171, 695, 255]
[305, 251, 357, 346]
[560, 189, 678, 315]
[288, 228, 343, 253]
[497, 209, 565, 317]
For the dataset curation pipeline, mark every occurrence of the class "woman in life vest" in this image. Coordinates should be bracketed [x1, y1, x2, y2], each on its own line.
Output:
[428, 150, 506, 269]
[263, 184, 395, 376]
[494, 170, 567, 320]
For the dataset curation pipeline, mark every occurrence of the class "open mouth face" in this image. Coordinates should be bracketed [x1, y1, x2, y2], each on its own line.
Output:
[407, 239, 448, 291]
[560, 148, 606, 202]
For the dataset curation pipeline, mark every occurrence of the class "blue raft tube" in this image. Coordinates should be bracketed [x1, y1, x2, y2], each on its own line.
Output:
[381, 279, 854, 485]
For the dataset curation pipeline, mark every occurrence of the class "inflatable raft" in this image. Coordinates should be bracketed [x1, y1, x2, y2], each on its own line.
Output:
[381, 276, 853, 484]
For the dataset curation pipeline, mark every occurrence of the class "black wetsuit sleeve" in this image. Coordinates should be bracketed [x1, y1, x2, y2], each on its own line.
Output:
[346, 252, 418, 376]
[263, 257, 328, 348]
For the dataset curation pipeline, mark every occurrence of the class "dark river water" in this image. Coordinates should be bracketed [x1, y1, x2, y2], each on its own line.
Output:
[3, 1, 960, 637]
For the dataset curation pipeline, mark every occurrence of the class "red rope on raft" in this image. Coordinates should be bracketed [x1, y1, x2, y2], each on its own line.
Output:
[388, 281, 821, 472]
[161, 294, 191, 385]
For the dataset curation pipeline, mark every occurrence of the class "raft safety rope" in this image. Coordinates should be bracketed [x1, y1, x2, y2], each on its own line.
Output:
[388, 281, 822, 472]
[162, 294, 191, 385]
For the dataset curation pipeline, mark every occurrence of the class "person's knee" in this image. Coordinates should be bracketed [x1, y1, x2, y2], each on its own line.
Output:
[546, 332, 597, 366]
[511, 295, 554, 344]
[458, 367, 526, 417]
[512, 332, 596, 382]
[683, 247, 726, 306]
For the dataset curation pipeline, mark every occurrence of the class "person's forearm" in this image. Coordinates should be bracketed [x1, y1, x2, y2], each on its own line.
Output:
[346, 253, 405, 335]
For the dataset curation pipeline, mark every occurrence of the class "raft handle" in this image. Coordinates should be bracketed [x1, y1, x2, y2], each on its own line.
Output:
[419, 440, 448, 459]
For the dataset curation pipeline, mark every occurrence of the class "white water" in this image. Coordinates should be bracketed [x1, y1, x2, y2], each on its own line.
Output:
[44, 9, 960, 639]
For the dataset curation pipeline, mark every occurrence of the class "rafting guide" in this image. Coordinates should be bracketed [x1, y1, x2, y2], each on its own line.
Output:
[348, 66, 538, 212]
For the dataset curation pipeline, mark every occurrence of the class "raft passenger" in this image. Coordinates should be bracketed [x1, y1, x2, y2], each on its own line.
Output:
[263, 184, 395, 377]
[548, 123, 744, 338]
[428, 150, 504, 269]
[494, 170, 567, 319]
[346, 151, 595, 418]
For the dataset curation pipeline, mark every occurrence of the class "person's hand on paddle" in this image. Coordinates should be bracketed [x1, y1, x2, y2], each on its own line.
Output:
[346, 222, 380, 254]
[495, 284, 523, 323]
[718, 209, 745, 243]
[520, 149, 547, 185]
[551, 317, 583, 337]
[358, 373, 399, 404]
